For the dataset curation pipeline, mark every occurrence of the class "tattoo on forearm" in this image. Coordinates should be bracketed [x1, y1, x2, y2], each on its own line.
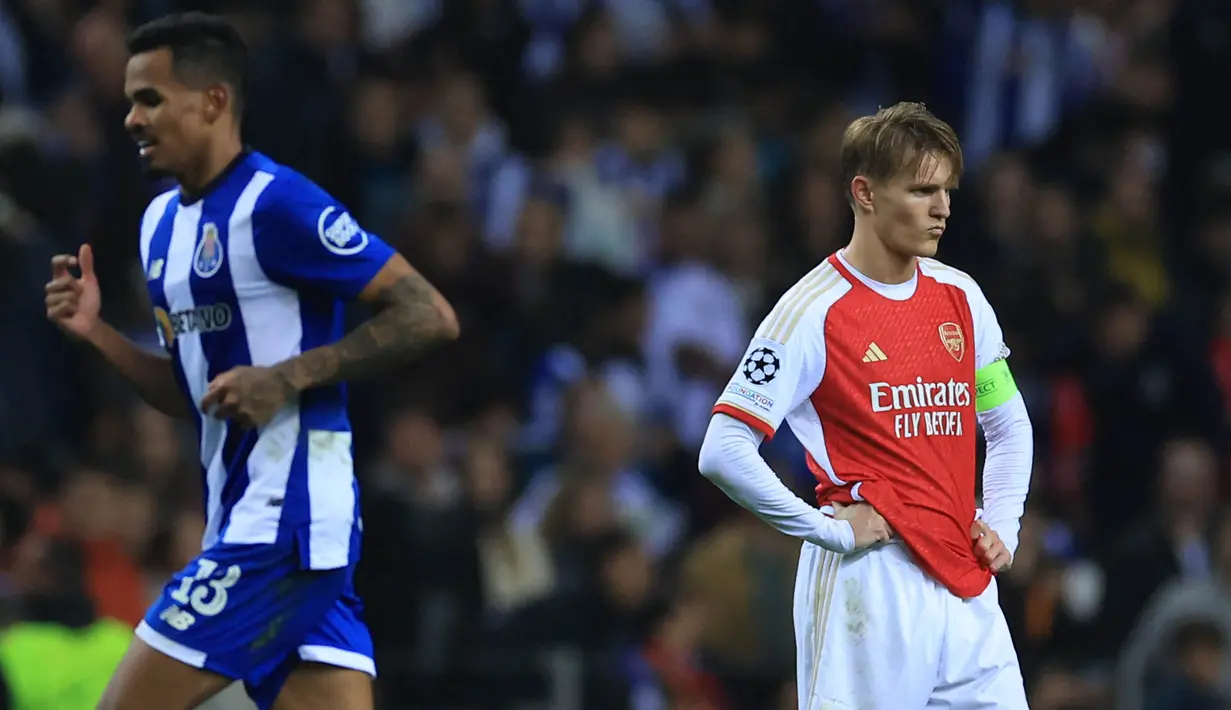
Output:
[276, 274, 452, 391]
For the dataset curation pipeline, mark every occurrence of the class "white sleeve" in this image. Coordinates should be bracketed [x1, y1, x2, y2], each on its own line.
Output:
[977, 394, 1032, 555]
[711, 309, 827, 439]
[698, 413, 856, 552]
[969, 280, 1010, 371]
[967, 282, 1033, 556]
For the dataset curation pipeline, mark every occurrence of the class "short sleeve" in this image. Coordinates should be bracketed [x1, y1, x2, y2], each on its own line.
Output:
[712, 317, 826, 441]
[252, 175, 396, 299]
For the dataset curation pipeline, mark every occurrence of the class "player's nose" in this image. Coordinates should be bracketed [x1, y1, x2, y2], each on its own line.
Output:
[931, 192, 951, 219]
[124, 106, 148, 134]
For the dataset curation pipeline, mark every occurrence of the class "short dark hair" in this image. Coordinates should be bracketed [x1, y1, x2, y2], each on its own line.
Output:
[126, 12, 247, 114]
[1173, 619, 1226, 655]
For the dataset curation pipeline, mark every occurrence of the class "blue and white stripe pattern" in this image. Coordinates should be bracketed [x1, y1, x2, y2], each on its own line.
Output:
[140, 151, 394, 570]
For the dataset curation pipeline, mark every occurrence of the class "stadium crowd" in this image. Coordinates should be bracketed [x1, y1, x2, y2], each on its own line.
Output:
[0, 0, 1229, 708]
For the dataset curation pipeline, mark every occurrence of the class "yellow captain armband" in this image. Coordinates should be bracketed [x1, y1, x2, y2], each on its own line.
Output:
[975, 359, 1018, 412]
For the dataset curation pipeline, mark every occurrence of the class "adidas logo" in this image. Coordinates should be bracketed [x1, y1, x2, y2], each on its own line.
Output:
[862, 342, 888, 363]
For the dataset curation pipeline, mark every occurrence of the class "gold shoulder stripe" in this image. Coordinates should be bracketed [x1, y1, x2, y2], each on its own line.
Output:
[774, 272, 844, 343]
[921, 258, 975, 286]
[758, 263, 836, 340]
[762, 265, 842, 343]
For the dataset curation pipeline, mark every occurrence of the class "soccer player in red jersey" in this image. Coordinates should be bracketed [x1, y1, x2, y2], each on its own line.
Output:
[698, 102, 1032, 709]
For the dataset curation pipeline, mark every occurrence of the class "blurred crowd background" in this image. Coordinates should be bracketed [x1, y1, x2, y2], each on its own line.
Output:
[0, 0, 1229, 708]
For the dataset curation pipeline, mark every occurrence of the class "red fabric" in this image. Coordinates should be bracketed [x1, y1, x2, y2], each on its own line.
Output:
[1049, 375, 1093, 454]
[25, 503, 145, 627]
[1212, 337, 1231, 495]
[642, 640, 730, 710]
[808, 255, 990, 599]
[711, 403, 776, 440]
[82, 538, 146, 627]
[1048, 374, 1093, 497]
[1213, 337, 1231, 418]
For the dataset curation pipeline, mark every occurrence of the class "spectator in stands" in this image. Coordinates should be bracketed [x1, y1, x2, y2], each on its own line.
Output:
[632, 595, 731, 710]
[1119, 508, 1231, 710]
[464, 437, 556, 618]
[679, 511, 797, 694]
[1142, 620, 1229, 710]
[1, 1, 1229, 706]
[1100, 438, 1222, 656]
[515, 379, 683, 558]
[0, 536, 130, 709]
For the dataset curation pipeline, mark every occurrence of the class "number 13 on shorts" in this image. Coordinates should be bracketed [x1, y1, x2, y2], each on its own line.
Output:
[161, 558, 242, 630]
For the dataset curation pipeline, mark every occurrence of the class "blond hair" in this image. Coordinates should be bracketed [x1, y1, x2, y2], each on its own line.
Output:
[839, 102, 963, 204]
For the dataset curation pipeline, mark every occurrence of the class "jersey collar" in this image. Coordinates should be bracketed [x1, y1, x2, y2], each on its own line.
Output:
[179, 147, 253, 206]
[829, 250, 919, 301]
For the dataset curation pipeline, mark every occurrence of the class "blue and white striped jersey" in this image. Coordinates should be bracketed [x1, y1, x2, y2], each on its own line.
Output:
[140, 151, 395, 571]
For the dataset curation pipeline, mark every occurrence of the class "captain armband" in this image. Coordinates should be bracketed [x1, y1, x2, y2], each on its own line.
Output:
[974, 359, 1018, 412]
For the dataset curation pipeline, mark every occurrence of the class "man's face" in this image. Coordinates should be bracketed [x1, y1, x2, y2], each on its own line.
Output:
[617, 104, 663, 160]
[866, 153, 954, 259]
[123, 48, 210, 175]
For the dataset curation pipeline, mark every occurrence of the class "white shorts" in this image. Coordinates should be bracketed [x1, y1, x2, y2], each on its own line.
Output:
[794, 540, 1027, 710]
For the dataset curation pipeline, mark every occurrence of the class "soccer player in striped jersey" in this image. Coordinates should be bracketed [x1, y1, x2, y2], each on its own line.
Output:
[44, 13, 459, 710]
[698, 103, 1032, 709]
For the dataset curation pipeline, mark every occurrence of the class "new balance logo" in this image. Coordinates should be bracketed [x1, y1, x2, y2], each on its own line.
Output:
[862, 342, 888, 363]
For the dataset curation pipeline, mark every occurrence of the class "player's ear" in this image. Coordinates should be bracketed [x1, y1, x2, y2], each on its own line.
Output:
[851, 176, 875, 213]
[202, 84, 230, 124]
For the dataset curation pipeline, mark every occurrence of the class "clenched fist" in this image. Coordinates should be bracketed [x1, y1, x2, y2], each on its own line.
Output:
[45, 244, 101, 341]
[972, 520, 1012, 572]
[201, 366, 296, 429]
[833, 501, 894, 550]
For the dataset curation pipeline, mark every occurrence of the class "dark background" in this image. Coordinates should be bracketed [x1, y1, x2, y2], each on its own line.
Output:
[1, 0, 1229, 708]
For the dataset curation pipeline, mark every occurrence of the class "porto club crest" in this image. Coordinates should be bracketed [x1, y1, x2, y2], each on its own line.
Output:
[193, 222, 224, 278]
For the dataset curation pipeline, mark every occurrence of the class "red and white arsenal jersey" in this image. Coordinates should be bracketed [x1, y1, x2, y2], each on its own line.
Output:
[712, 252, 1009, 599]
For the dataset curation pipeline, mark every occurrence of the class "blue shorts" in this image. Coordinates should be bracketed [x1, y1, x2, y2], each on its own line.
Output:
[136, 540, 374, 709]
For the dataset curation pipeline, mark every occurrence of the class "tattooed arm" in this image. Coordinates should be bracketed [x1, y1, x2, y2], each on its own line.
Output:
[200, 255, 457, 428]
[275, 254, 459, 391]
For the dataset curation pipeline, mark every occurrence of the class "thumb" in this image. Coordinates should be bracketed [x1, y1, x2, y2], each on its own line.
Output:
[78, 243, 96, 280]
[200, 385, 222, 412]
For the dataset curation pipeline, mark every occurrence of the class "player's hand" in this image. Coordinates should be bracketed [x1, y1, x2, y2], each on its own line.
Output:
[201, 366, 296, 429]
[972, 520, 1012, 573]
[833, 501, 894, 550]
[45, 244, 102, 341]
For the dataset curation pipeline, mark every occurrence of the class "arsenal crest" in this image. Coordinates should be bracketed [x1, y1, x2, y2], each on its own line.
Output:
[938, 322, 965, 362]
